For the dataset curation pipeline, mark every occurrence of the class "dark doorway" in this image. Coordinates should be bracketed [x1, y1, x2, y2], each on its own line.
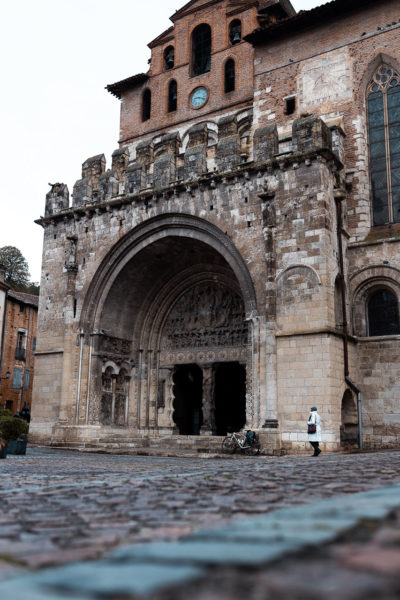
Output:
[214, 362, 246, 436]
[172, 364, 203, 435]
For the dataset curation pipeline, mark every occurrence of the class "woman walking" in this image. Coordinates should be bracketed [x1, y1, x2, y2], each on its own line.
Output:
[308, 406, 322, 456]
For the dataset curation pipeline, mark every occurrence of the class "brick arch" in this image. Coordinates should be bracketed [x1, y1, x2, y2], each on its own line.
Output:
[80, 213, 258, 336]
[350, 265, 400, 336]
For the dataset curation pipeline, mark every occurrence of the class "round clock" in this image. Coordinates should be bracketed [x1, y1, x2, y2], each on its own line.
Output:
[190, 87, 208, 108]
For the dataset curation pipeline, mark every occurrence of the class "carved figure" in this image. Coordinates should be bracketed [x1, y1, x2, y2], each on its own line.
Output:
[161, 283, 247, 349]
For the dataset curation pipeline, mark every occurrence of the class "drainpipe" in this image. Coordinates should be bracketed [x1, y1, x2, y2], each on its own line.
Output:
[335, 196, 349, 377]
[19, 303, 32, 412]
[345, 376, 363, 451]
[336, 194, 363, 451]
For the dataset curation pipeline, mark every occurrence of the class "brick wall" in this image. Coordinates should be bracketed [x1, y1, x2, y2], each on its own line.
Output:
[118, 0, 258, 145]
[0, 295, 38, 414]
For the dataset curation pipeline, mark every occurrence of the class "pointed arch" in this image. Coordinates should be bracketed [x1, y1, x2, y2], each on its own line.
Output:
[366, 58, 400, 225]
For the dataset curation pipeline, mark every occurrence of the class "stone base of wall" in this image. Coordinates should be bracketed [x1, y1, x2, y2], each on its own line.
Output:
[29, 422, 399, 455]
[281, 441, 341, 455]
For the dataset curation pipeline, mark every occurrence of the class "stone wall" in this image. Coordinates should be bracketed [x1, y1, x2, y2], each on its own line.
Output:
[31, 0, 400, 452]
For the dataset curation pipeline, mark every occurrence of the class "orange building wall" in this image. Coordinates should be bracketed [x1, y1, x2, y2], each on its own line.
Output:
[0, 295, 38, 414]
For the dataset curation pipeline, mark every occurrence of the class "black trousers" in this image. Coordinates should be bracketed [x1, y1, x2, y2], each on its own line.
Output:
[309, 441, 320, 454]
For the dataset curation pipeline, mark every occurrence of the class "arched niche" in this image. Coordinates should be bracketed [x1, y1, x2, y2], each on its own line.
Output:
[340, 389, 358, 448]
[351, 265, 400, 336]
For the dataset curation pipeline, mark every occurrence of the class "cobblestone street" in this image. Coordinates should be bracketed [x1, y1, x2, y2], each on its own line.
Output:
[1, 448, 400, 598]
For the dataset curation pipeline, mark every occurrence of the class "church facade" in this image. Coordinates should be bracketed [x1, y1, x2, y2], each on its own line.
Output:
[31, 0, 400, 453]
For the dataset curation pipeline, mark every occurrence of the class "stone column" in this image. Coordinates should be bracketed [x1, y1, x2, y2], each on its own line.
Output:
[58, 265, 78, 424]
[156, 367, 176, 430]
[264, 322, 278, 426]
[245, 315, 259, 429]
[200, 365, 215, 435]
[148, 350, 159, 430]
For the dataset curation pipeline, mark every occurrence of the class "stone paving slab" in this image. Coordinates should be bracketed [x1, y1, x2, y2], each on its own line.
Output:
[1, 483, 400, 598]
[0, 448, 400, 597]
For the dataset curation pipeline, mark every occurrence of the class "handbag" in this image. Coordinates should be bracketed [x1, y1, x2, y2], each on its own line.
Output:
[307, 420, 317, 434]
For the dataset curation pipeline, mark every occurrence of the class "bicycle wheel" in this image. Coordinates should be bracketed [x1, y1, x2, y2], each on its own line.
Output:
[222, 436, 237, 454]
[244, 437, 260, 456]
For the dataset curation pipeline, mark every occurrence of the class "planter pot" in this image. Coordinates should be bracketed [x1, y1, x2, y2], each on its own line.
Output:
[0, 446, 7, 459]
[6, 440, 27, 455]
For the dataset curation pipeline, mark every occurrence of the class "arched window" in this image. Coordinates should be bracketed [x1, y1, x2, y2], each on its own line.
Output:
[191, 24, 211, 76]
[142, 89, 151, 122]
[164, 46, 174, 70]
[367, 65, 400, 225]
[368, 289, 400, 336]
[225, 59, 235, 93]
[168, 80, 177, 112]
[229, 19, 241, 45]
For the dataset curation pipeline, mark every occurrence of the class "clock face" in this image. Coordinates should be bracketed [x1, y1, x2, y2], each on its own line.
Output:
[190, 87, 208, 107]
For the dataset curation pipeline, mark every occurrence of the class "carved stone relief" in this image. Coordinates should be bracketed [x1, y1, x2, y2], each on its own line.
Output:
[161, 283, 247, 351]
[95, 335, 132, 364]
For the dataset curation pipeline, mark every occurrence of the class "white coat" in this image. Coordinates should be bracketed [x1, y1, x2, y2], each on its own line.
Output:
[307, 411, 322, 442]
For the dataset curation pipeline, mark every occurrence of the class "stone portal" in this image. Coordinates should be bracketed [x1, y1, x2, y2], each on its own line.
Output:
[81, 226, 254, 437]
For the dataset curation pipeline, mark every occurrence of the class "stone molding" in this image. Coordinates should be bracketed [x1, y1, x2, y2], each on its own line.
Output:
[79, 213, 258, 337]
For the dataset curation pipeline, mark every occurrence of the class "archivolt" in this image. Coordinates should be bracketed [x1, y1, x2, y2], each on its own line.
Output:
[79, 213, 257, 334]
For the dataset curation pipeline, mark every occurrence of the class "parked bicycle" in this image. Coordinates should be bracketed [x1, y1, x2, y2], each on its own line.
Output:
[221, 430, 260, 455]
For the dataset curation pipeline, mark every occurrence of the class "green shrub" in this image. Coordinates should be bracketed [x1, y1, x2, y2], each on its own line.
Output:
[0, 407, 12, 419]
[0, 416, 28, 441]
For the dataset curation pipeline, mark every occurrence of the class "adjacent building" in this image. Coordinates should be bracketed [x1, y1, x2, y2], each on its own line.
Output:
[0, 273, 38, 413]
[31, 0, 400, 453]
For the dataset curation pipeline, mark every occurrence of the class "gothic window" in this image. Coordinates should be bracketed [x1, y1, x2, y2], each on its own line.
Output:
[168, 80, 177, 112]
[225, 59, 235, 93]
[142, 89, 151, 122]
[368, 288, 400, 336]
[229, 19, 241, 45]
[367, 65, 400, 225]
[191, 24, 211, 76]
[164, 46, 175, 70]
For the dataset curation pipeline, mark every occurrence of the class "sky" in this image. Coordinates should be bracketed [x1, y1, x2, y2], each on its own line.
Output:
[0, 0, 322, 283]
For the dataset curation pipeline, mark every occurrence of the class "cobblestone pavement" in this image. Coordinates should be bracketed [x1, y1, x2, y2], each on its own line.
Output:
[1, 448, 400, 598]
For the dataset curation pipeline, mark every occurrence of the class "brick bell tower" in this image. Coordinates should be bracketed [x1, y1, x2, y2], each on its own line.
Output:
[106, 1, 296, 148]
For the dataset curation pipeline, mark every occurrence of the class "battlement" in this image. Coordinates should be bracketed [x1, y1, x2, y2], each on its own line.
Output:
[43, 114, 343, 218]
